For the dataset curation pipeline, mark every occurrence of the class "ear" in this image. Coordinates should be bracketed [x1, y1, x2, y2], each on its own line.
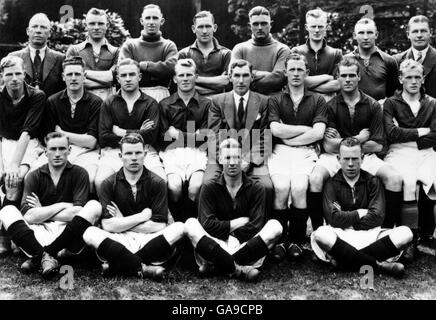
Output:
[62, 72, 66, 82]
[191, 24, 196, 34]
[399, 76, 403, 85]
[140, 17, 144, 26]
[26, 27, 30, 37]
[213, 24, 218, 32]
[375, 30, 379, 39]
[67, 145, 71, 154]
[118, 151, 122, 159]
[138, 72, 142, 81]
[160, 18, 165, 26]
[305, 24, 309, 33]
[337, 154, 340, 162]
[173, 74, 177, 84]
[353, 31, 357, 40]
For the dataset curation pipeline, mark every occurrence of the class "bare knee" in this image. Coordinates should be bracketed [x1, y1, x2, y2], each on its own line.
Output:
[379, 167, 403, 191]
[313, 226, 336, 251]
[259, 219, 283, 248]
[168, 175, 183, 202]
[272, 177, 291, 209]
[83, 226, 105, 248]
[290, 178, 308, 207]
[187, 182, 201, 202]
[184, 218, 205, 245]
[0, 205, 24, 228]
[81, 200, 102, 223]
[309, 168, 328, 192]
[389, 226, 413, 249]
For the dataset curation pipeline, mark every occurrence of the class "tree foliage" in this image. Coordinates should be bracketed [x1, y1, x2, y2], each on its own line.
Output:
[228, 0, 436, 54]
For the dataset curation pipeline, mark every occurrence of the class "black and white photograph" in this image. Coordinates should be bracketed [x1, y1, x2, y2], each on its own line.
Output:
[0, 0, 435, 306]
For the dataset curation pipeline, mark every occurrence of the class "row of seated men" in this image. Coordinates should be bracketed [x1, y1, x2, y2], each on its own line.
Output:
[0, 47, 434, 281]
[0, 5, 435, 281]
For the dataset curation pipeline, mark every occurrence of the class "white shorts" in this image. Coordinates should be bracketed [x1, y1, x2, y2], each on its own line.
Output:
[384, 142, 436, 201]
[140, 86, 170, 103]
[316, 153, 385, 177]
[268, 144, 318, 178]
[88, 87, 115, 101]
[195, 235, 265, 269]
[96, 228, 174, 265]
[311, 225, 400, 263]
[99, 146, 164, 176]
[31, 145, 100, 171]
[1, 138, 42, 168]
[160, 147, 207, 180]
[29, 221, 67, 248]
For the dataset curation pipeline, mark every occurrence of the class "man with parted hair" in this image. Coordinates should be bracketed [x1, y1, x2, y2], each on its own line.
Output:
[184, 138, 282, 281]
[383, 59, 436, 259]
[311, 137, 412, 278]
[394, 15, 436, 99]
[268, 52, 327, 261]
[344, 18, 399, 102]
[159, 58, 211, 222]
[8, 13, 65, 97]
[66, 8, 119, 101]
[231, 6, 291, 95]
[83, 133, 185, 280]
[292, 8, 342, 102]
[95, 58, 165, 196]
[119, 4, 177, 102]
[31, 56, 102, 190]
[0, 55, 46, 255]
[205, 59, 273, 218]
[0, 132, 102, 278]
[310, 56, 403, 238]
[177, 11, 231, 96]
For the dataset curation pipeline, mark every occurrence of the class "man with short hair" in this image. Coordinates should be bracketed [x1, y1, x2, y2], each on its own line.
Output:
[119, 4, 177, 102]
[231, 6, 290, 95]
[83, 133, 185, 279]
[0, 132, 102, 278]
[32, 56, 102, 190]
[159, 59, 210, 221]
[344, 18, 399, 102]
[394, 15, 436, 99]
[8, 13, 65, 97]
[95, 58, 165, 196]
[177, 11, 231, 96]
[383, 59, 436, 259]
[66, 8, 119, 101]
[292, 8, 342, 101]
[0, 55, 45, 255]
[268, 53, 327, 261]
[205, 59, 273, 216]
[311, 137, 413, 278]
[184, 138, 282, 281]
[310, 57, 403, 235]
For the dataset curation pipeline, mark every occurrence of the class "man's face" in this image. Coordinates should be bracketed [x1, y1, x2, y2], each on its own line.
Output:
[219, 146, 242, 178]
[63, 64, 85, 93]
[400, 67, 424, 95]
[86, 14, 108, 41]
[408, 22, 431, 51]
[230, 65, 253, 96]
[45, 137, 70, 169]
[286, 59, 308, 88]
[353, 23, 378, 51]
[249, 14, 271, 41]
[192, 16, 216, 45]
[174, 65, 197, 93]
[337, 65, 360, 94]
[338, 145, 363, 179]
[117, 64, 141, 93]
[305, 16, 327, 42]
[27, 15, 51, 48]
[2, 64, 25, 92]
[120, 142, 145, 173]
[140, 8, 164, 36]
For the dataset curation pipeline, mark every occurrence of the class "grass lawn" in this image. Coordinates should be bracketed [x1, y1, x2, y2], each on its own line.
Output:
[0, 242, 434, 300]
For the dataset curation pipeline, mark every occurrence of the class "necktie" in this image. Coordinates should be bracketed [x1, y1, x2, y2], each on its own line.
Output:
[238, 97, 244, 123]
[416, 51, 423, 64]
[34, 49, 42, 86]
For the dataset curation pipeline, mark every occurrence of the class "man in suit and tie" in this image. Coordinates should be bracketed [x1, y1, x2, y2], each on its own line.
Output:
[8, 13, 64, 97]
[205, 59, 273, 216]
[394, 15, 436, 99]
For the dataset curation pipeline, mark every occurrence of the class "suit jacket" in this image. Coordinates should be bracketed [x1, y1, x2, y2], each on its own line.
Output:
[9, 46, 65, 97]
[208, 90, 271, 166]
[394, 46, 436, 99]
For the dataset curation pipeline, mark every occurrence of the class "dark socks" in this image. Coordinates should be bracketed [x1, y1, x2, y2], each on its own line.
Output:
[45, 216, 91, 256]
[233, 236, 268, 265]
[135, 235, 173, 265]
[184, 198, 198, 221]
[307, 192, 324, 231]
[400, 201, 418, 230]
[288, 206, 308, 245]
[7, 220, 44, 258]
[97, 238, 142, 275]
[360, 236, 400, 261]
[418, 187, 435, 238]
[195, 236, 235, 274]
[329, 237, 377, 271]
[272, 209, 288, 244]
[383, 190, 403, 228]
